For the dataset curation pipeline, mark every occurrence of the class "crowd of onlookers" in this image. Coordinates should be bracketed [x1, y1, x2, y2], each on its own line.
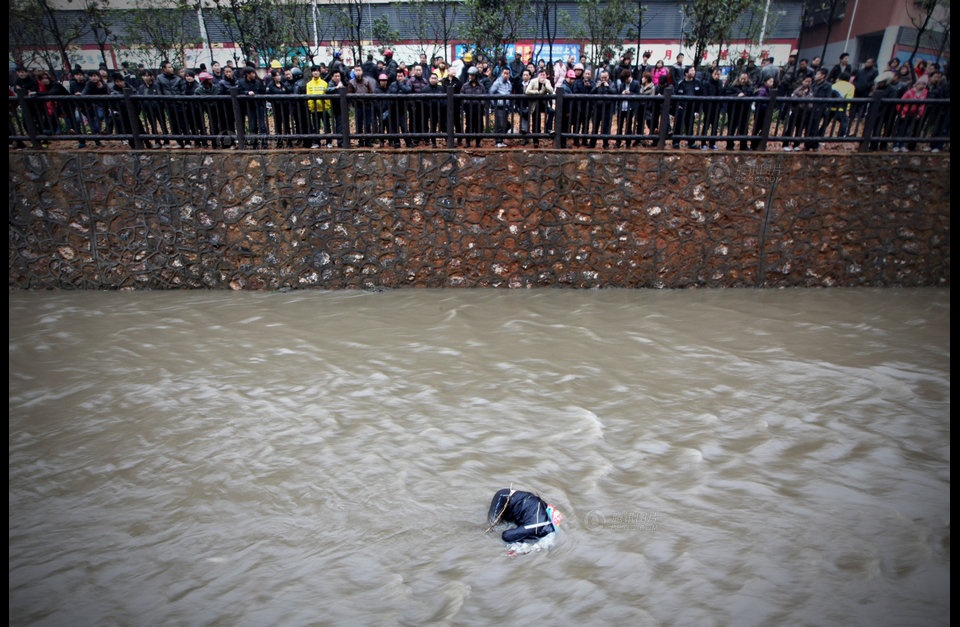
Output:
[9, 49, 950, 152]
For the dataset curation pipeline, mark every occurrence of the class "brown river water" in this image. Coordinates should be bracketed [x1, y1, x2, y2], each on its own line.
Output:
[9, 288, 950, 626]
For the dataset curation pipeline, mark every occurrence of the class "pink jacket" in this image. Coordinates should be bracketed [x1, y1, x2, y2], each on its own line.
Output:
[897, 85, 928, 118]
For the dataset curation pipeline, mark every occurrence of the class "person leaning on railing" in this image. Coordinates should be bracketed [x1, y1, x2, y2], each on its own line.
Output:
[553, 69, 577, 148]
[386, 70, 412, 148]
[923, 70, 948, 152]
[348, 64, 377, 147]
[615, 68, 640, 149]
[525, 68, 554, 148]
[265, 68, 294, 148]
[637, 72, 656, 144]
[325, 69, 346, 148]
[803, 68, 836, 151]
[750, 75, 776, 151]
[157, 61, 187, 148]
[306, 65, 329, 149]
[672, 65, 703, 149]
[867, 71, 899, 152]
[517, 69, 533, 145]
[80, 70, 108, 147]
[237, 67, 265, 149]
[194, 72, 220, 146]
[489, 67, 513, 147]
[424, 72, 446, 147]
[374, 73, 391, 147]
[590, 69, 617, 148]
[461, 66, 486, 147]
[893, 75, 929, 152]
[701, 66, 724, 150]
[109, 72, 152, 149]
[407, 64, 429, 146]
[782, 74, 813, 151]
[441, 69, 465, 146]
[35, 71, 68, 145]
[182, 71, 209, 148]
[725, 72, 754, 151]
[572, 66, 593, 147]
[137, 70, 169, 146]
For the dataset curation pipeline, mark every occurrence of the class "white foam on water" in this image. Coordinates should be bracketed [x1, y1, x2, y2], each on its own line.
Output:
[506, 532, 558, 556]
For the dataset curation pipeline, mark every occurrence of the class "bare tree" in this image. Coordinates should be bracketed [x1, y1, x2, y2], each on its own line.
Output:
[331, 0, 368, 65]
[370, 15, 399, 57]
[932, 3, 950, 65]
[430, 0, 460, 62]
[129, 0, 201, 69]
[682, 0, 766, 70]
[285, 1, 338, 65]
[410, 0, 440, 61]
[79, 0, 119, 69]
[905, 0, 950, 66]
[815, 0, 847, 63]
[462, 0, 528, 64]
[10, 0, 83, 73]
[532, 0, 571, 72]
[572, 0, 638, 68]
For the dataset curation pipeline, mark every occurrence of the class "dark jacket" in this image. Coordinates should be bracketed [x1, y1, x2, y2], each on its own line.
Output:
[137, 80, 162, 113]
[674, 78, 703, 100]
[237, 74, 264, 112]
[81, 81, 109, 97]
[237, 74, 264, 95]
[265, 80, 292, 111]
[591, 78, 618, 115]
[853, 67, 878, 97]
[265, 80, 291, 98]
[347, 75, 376, 95]
[461, 78, 486, 113]
[217, 74, 240, 95]
[408, 73, 429, 94]
[616, 77, 641, 113]
[156, 72, 185, 95]
[487, 489, 557, 544]
[15, 74, 40, 94]
[69, 77, 87, 96]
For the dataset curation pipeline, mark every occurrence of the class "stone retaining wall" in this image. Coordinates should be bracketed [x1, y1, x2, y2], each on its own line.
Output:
[8, 150, 950, 289]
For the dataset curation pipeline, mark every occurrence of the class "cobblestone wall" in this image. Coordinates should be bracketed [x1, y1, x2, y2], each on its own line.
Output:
[8, 150, 950, 289]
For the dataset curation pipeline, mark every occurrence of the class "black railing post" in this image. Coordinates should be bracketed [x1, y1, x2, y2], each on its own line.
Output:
[758, 91, 777, 152]
[859, 91, 883, 153]
[123, 87, 142, 149]
[16, 87, 42, 149]
[339, 86, 350, 148]
[229, 86, 245, 148]
[658, 87, 672, 149]
[554, 88, 564, 148]
[446, 84, 455, 148]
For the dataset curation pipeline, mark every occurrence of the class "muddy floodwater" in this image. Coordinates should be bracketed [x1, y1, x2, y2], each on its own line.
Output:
[9, 288, 950, 625]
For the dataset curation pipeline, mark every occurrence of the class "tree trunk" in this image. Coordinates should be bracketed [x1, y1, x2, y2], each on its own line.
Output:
[907, 7, 934, 67]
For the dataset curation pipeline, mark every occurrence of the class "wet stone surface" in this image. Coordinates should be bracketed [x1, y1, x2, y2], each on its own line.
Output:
[8, 150, 951, 289]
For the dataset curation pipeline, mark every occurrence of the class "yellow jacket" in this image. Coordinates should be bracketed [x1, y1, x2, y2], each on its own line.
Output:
[306, 77, 329, 112]
[831, 79, 855, 111]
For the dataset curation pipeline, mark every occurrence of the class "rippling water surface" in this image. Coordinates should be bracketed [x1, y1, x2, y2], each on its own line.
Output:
[9, 289, 950, 626]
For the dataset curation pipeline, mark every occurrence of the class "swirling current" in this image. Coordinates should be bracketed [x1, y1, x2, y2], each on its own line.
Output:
[9, 288, 950, 625]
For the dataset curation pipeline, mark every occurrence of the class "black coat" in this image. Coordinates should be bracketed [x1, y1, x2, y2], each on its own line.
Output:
[487, 489, 556, 543]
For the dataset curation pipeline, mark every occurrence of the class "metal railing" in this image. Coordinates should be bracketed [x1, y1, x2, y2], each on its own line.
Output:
[9, 85, 950, 153]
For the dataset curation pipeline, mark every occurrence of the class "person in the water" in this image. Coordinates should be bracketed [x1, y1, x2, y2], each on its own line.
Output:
[487, 488, 563, 543]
